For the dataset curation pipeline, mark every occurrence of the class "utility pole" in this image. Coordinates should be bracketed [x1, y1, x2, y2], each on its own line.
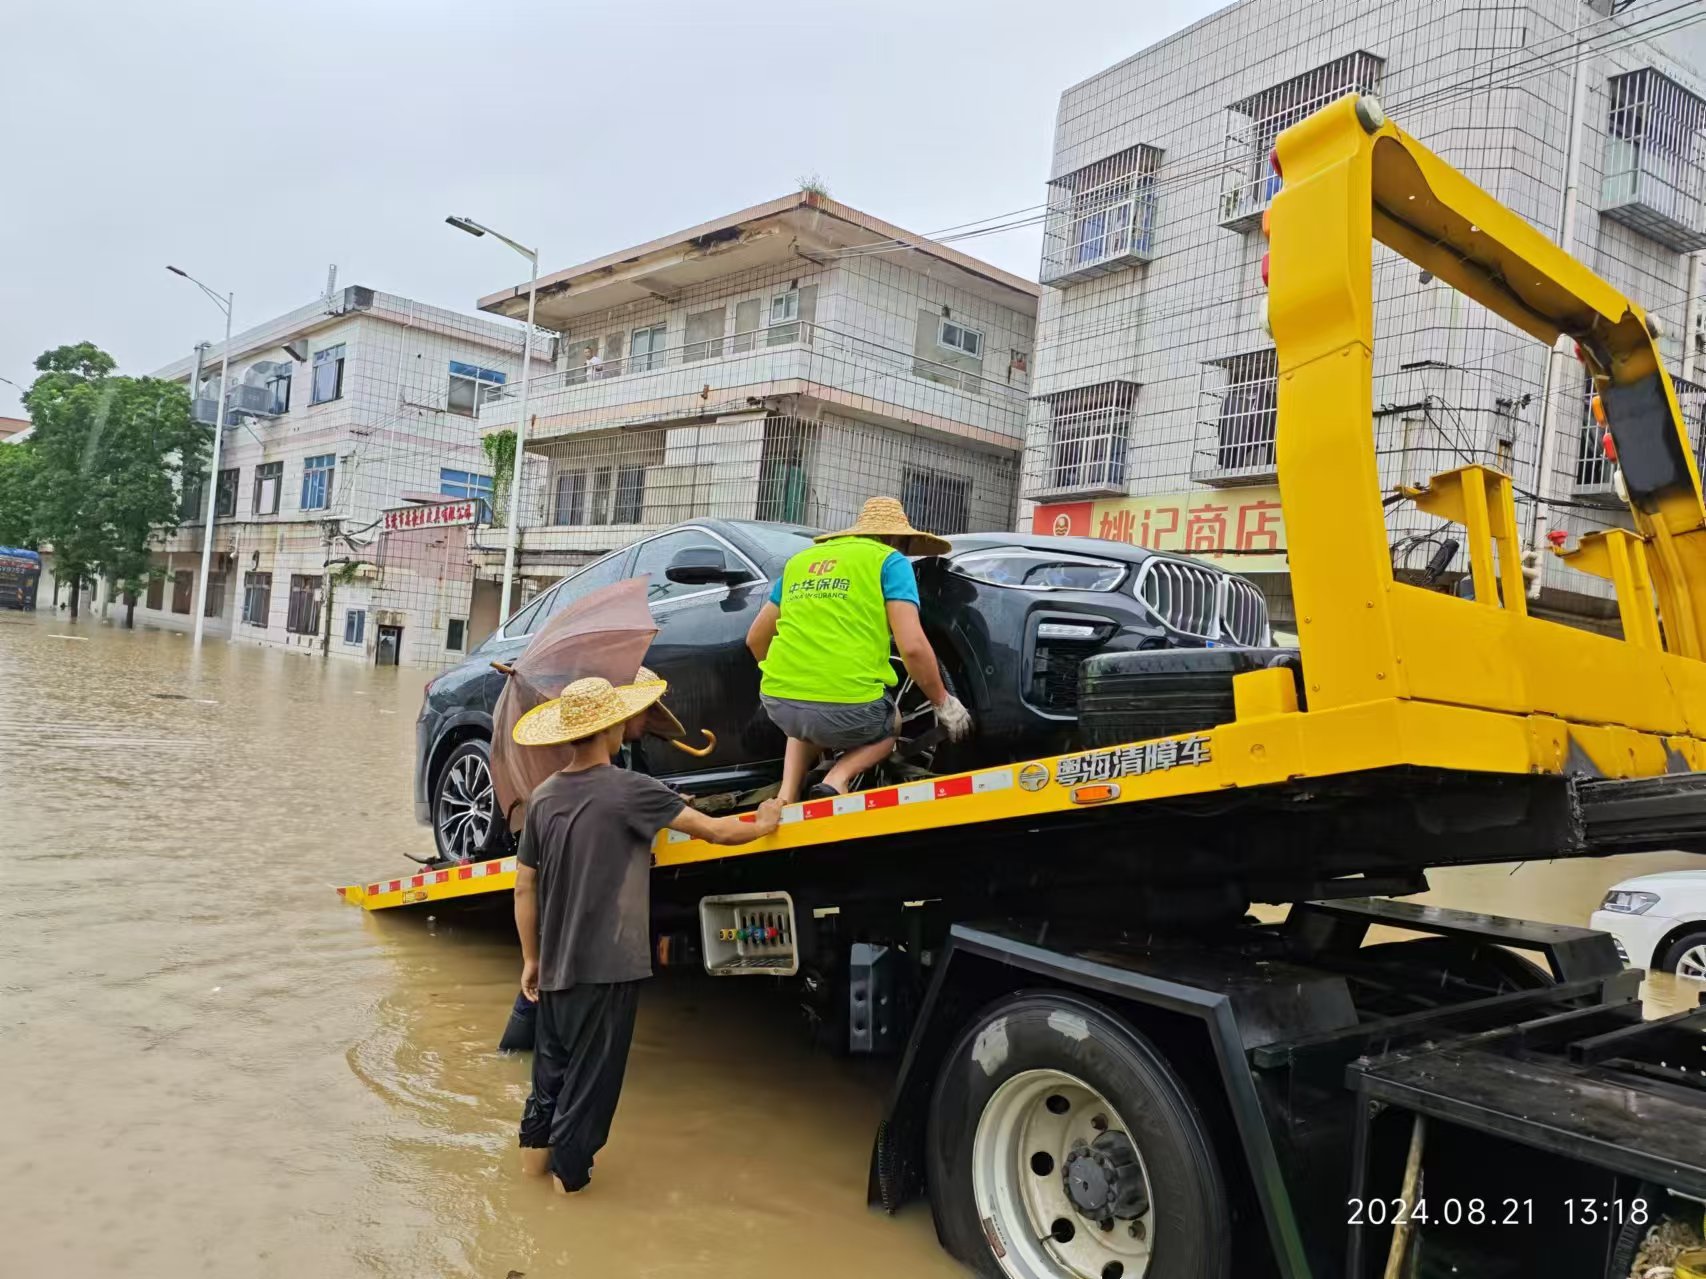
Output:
[1526, 21, 1592, 587]
[446, 215, 540, 622]
[167, 267, 234, 647]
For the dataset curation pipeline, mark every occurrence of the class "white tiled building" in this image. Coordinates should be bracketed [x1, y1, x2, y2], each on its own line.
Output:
[1025, 0, 1706, 629]
[130, 286, 552, 666]
[472, 193, 1039, 590]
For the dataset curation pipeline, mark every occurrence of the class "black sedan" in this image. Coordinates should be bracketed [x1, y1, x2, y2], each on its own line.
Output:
[415, 519, 1270, 861]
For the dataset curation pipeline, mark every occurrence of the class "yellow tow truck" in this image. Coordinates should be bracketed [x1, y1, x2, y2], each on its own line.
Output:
[343, 97, 1706, 1279]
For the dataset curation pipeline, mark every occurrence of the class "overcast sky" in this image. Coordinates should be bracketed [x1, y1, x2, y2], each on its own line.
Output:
[0, 0, 1223, 415]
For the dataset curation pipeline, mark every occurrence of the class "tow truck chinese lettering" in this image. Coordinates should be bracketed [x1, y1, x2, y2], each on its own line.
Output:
[1054, 735, 1212, 787]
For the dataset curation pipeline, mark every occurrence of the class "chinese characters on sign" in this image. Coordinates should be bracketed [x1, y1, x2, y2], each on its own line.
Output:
[1033, 486, 1287, 572]
[1054, 736, 1213, 787]
[383, 500, 478, 533]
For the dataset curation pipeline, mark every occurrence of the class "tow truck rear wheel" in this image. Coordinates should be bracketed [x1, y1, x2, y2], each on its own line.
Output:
[926, 994, 1230, 1279]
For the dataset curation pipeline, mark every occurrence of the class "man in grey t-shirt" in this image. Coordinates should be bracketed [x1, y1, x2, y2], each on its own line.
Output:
[511, 675, 780, 1192]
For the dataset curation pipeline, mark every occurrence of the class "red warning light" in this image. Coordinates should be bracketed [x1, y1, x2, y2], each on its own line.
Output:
[1546, 529, 1568, 548]
[1268, 147, 1282, 179]
[1261, 253, 1271, 287]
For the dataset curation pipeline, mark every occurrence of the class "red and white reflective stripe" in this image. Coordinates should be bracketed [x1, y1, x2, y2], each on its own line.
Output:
[367, 857, 515, 896]
[659, 768, 1016, 845]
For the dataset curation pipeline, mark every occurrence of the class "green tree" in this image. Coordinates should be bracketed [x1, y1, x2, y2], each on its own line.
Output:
[24, 343, 207, 625]
[0, 441, 40, 547]
[482, 429, 516, 525]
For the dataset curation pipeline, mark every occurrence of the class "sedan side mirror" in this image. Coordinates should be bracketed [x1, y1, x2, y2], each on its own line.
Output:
[665, 545, 748, 585]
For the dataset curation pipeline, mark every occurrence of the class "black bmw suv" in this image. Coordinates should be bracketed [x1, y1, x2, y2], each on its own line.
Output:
[415, 519, 1269, 861]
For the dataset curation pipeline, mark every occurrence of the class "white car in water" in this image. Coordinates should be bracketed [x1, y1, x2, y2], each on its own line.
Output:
[1589, 870, 1706, 981]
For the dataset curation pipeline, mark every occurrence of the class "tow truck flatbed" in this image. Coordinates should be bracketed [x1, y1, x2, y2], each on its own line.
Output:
[339, 97, 1706, 1277]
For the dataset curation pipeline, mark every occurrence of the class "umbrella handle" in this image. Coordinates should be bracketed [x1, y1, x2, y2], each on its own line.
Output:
[491, 662, 516, 676]
[669, 729, 717, 758]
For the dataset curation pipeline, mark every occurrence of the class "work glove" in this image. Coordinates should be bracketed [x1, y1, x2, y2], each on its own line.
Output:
[936, 694, 973, 743]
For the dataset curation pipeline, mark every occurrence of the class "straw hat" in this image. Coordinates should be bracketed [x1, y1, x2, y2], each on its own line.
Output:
[635, 665, 685, 740]
[512, 675, 668, 748]
[815, 496, 952, 558]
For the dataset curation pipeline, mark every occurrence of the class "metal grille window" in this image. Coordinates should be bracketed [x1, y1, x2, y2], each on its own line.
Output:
[253, 461, 282, 515]
[215, 467, 239, 519]
[901, 467, 971, 536]
[1202, 349, 1278, 478]
[553, 470, 587, 525]
[285, 573, 321, 636]
[446, 618, 466, 651]
[613, 465, 646, 525]
[1041, 145, 1162, 285]
[1219, 52, 1383, 229]
[447, 360, 506, 416]
[344, 608, 365, 645]
[1034, 381, 1138, 496]
[243, 572, 271, 627]
[301, 453, 335, 510]
[310, 344, 345, 405]
[1601, 68, 1706, 252]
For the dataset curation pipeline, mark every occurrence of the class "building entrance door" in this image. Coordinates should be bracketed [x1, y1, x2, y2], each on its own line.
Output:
[375, 625, 402, 667]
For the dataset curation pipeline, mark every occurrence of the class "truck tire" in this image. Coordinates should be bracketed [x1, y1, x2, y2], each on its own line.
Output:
[926, 992, 1230, 1279]
[1076, 648, 1301, 748]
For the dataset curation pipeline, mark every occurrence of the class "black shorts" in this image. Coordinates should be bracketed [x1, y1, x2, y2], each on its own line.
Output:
[760, 693, 898, 750]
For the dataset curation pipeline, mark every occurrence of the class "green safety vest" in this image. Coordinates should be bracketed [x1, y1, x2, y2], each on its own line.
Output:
[760, 536, 899, 704]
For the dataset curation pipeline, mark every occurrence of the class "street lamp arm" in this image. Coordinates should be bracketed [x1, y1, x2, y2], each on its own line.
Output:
[166, 266, 233, 316]
[444, 217, 536, 265]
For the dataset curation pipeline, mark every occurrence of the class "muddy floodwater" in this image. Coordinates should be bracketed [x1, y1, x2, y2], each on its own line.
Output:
[2, 609, 1700, 1276]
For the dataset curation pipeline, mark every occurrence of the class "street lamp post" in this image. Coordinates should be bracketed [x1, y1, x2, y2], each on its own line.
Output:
[447, 215, 539, 623]
[167, 266, 234, 649]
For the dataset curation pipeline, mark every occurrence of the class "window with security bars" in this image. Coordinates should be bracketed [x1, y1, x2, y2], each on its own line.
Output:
[1201, 349, 1278, 478]
[1601, 68, 1706, 252]
[1218, 51, 1383, 230]
[1041, 145, 1162, 285]
[901, 467, 971, 536]
[1032, 381, 1138, 497]
[285, 573, 321, 636]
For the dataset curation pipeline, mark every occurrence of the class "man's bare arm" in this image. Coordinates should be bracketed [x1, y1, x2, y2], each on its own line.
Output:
[746, 601, 780, 662]
[669, 798, 783, 846]
[514, 863, 541, 1001]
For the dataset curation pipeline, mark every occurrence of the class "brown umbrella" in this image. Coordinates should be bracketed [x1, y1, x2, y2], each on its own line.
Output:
[489, 577, 670, 832]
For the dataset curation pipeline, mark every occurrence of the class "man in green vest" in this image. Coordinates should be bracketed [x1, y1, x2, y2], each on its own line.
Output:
[746, 496, 972, 803]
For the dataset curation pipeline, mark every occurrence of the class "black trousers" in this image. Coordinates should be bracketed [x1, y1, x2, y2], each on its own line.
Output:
[518, 981, 641, 1189]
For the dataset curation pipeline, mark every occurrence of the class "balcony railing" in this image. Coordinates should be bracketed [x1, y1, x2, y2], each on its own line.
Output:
[1600, 69, 1706, 253]
[1041, 145, 1163, 287]
[479, 320, 1029, 442]
[1024, 382, 1141, 499]
[1217, 51, 1383, 231]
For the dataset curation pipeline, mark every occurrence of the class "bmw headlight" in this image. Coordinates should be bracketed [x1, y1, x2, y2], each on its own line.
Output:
[1600, 889, 1660, 914]
[948, 548, 1127, 592]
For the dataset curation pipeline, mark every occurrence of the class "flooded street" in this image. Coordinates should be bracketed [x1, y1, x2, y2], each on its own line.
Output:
[2, 609, 1701, 1276]
[0, 611, 957, 1278]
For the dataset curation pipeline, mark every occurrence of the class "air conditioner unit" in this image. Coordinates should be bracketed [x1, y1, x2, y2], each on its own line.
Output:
[245, 361, 291, 383]
[192, 397, 221, 425]
[228, 383, 278, 417]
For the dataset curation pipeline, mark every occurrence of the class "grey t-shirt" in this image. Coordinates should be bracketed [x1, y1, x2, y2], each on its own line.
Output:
[517, 765, 685, 990]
